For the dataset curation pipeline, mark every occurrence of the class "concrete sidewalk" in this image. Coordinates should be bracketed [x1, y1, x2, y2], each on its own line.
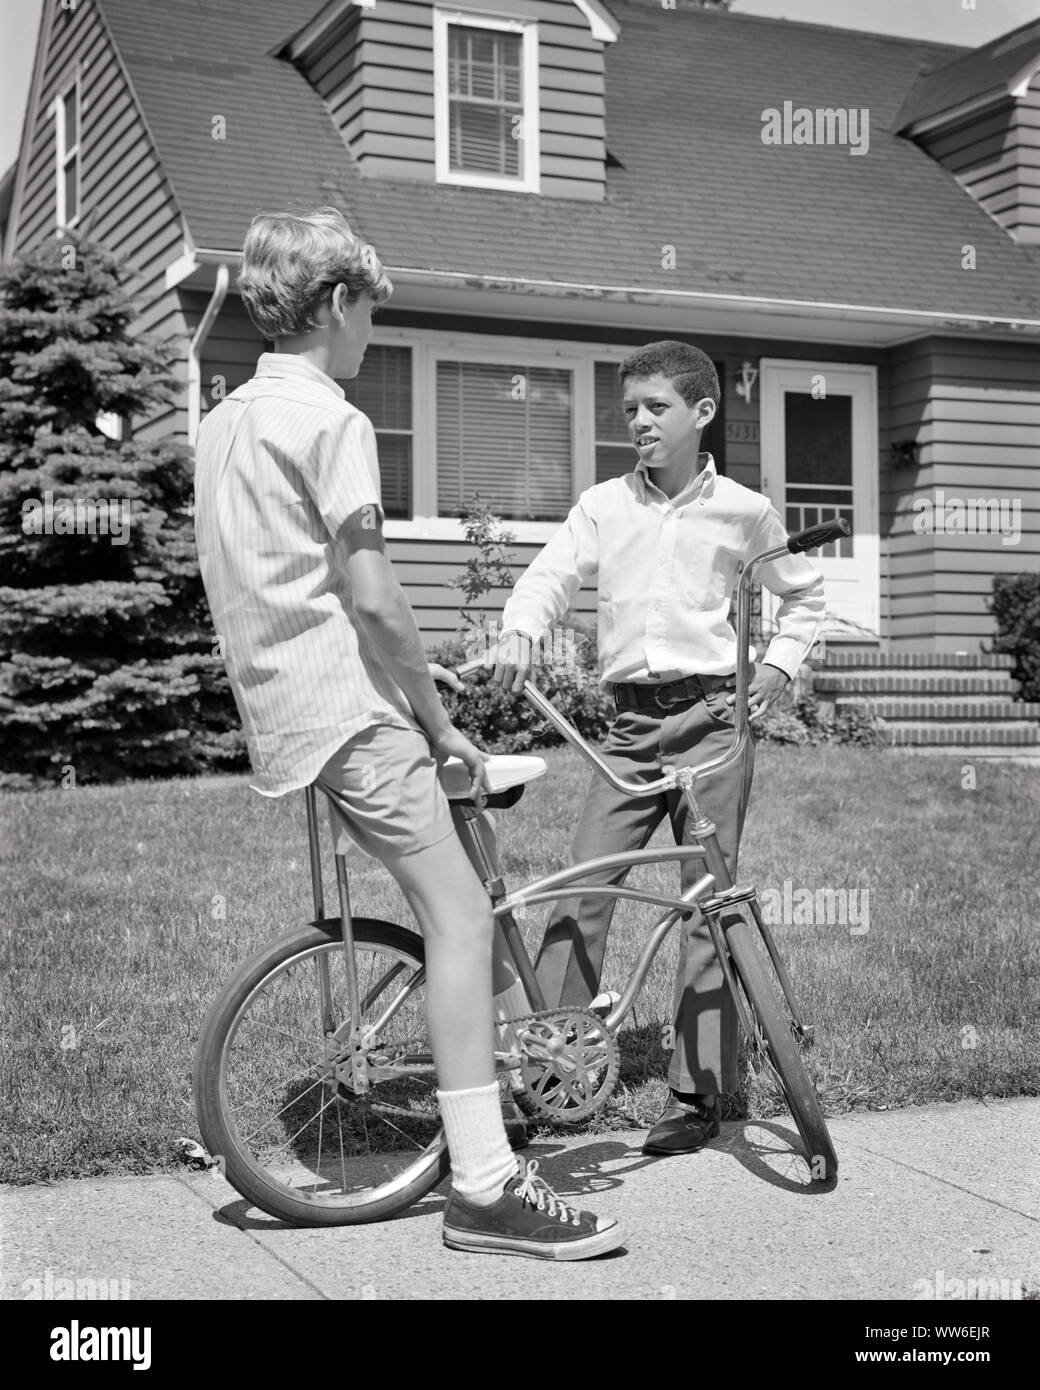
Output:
[3, 1098, 1038, 1301]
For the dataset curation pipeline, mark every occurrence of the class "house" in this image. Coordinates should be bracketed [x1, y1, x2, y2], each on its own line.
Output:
[4, 0, 1040, 748]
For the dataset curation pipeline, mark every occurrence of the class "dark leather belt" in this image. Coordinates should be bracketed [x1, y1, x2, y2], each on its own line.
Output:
[611, 673, 736, 713]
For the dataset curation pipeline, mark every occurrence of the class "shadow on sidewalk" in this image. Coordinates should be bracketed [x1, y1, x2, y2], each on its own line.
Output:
[210, 1121, 836, 1231]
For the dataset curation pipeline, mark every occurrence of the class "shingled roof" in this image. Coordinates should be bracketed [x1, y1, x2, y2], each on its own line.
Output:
[895, 15, 1040, 131]
[95, 0, 1040, 320]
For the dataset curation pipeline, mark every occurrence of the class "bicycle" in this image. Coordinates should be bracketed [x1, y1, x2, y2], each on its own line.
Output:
[193, 517, 850, 1225]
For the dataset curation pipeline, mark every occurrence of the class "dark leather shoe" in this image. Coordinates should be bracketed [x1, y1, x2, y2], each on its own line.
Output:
[642, 1097, 720, 1155]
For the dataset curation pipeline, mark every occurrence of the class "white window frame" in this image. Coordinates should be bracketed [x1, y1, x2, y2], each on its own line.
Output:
[344, 341, 416, 520]
[53, 71, 82, 230]
[374, 327, 593, 542]
[433, 9, 541, 193]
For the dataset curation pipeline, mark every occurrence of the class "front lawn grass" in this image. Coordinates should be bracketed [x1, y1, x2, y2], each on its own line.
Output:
[2, 745, 1038, 1183]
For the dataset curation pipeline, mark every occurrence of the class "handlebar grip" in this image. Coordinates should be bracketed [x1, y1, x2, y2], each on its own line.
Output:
[787, 517, 852, 553]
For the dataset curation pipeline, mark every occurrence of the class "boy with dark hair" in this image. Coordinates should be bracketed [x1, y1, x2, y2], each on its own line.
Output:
[494, 340, 824, 1154]
[194, 207, 624, 1258]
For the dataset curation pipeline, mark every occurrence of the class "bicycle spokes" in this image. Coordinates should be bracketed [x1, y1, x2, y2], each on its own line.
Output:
[220, 938, 440, 1200]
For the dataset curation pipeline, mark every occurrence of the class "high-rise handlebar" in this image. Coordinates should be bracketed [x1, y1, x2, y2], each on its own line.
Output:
[453, 517, 851, 799]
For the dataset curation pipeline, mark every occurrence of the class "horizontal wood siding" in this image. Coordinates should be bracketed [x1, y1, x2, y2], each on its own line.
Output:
[180, 292, 267, 422]
[297, 0, 606, 199]
[920, 79, 1040, 244]
[13, 0, 190, 441]
[386, 536, 596, 646]
[880, 338, 1040, 652]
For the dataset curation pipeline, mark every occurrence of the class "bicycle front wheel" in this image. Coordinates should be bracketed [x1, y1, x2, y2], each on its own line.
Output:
[193, 918, 449, 1226]
[722, 907, 838, 1180]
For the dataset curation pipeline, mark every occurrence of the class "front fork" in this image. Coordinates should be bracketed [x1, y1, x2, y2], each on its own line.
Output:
[676, 770, 812, 1050]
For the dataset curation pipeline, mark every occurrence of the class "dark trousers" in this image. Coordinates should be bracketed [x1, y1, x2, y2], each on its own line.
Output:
[533, 690, 754, 1094]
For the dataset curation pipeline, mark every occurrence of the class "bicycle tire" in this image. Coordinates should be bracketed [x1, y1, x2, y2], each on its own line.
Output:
[193, 918, 450, 1226]
[722, 908, 838, 1180]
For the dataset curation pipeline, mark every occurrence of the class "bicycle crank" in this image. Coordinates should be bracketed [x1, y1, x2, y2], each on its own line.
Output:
[515, 1008, 620, 1124]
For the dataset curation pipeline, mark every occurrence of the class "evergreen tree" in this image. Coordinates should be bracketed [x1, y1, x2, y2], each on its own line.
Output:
[0, 235, 244, 785]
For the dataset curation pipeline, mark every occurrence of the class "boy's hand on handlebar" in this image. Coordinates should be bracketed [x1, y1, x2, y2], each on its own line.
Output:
[429, 724, 490, 803]
[491, 630, 534, 693]
[726, 663, 789, 721]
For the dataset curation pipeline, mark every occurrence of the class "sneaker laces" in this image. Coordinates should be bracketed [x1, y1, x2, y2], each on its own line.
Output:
[512, 1158, 581, 1227]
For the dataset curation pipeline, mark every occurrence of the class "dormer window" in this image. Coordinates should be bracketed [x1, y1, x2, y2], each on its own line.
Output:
[433, 10, 540, 192]
[54, 72, 81, 228]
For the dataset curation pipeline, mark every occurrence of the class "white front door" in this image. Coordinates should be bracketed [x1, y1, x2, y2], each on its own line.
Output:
[759, 359, 880, 638]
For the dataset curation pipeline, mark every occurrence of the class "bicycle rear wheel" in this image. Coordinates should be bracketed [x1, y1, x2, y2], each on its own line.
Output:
[722, 907, 838, 1180]
[193, 918, 449, 1225]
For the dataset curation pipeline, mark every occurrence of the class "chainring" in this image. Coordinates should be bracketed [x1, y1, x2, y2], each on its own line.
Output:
[514, 1008, 620, 1124]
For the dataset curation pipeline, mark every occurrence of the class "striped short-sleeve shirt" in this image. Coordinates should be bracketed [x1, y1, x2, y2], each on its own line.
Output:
[194, 353, 416, 797]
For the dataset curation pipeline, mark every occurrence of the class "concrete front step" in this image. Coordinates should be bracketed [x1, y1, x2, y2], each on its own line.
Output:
[816, 673, 1015, 695]
[838, 698, 1040, 721]
[817, 651, 1014, 670]
[889, 746, 1040, 762]
[885, 723, 1040, 747]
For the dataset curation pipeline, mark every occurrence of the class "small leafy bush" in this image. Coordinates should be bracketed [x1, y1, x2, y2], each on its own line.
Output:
[431, 632, 614, 753]
[437, 499, 613, 751]
[755, 691, 884, 748]
[990, 574, 1040, 703]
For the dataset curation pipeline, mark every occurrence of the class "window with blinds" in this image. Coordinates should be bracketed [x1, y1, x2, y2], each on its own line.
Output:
[436, 361, 573, 522]
[594, 361, 634, 484]
[447, 24, 524, 178]
[340, 346, 413, 519]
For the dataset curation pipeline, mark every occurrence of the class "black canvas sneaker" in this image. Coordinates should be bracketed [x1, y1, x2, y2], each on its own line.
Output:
[442, 1158, 625, 1260]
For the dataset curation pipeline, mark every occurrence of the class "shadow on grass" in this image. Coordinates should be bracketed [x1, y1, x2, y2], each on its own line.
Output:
[615, 1020, 751, 1123]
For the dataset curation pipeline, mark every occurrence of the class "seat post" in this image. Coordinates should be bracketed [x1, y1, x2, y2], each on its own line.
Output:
[304, 784, 325, 920]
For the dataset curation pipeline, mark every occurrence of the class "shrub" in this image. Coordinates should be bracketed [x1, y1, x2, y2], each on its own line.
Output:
[438, 498, 613, 751]
[0, 235, 244, 785]
[431, 632, 614, 753]
[755, 691, 884, 748]
[990, 574, 1040, 703]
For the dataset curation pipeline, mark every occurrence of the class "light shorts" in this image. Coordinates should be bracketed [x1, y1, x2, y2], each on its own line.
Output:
[314, 721, 456, 861]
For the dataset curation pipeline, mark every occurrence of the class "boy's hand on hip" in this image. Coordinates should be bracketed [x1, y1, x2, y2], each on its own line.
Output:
[429, 724, 490, 804]
[491, 630, 534, 693]
[726, 663, 789, 720]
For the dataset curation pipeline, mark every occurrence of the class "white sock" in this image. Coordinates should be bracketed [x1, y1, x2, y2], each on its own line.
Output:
[438, 1082, 519, 1207]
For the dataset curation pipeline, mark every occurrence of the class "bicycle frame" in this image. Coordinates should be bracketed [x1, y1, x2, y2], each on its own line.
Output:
[305, 782, 375, 1094]
[450, 529, 840, 1046]
[305, 520, 847, 1084]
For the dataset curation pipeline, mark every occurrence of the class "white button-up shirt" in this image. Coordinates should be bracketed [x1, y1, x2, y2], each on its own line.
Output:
[501, 455, 824, 684]
[194, 353, 414, 797]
